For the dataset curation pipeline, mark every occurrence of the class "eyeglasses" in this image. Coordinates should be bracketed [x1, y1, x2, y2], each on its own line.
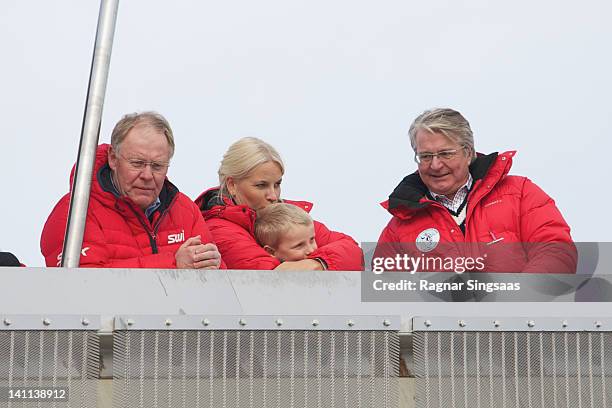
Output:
[117, 153, 170, 173]
[414, 148, 465, 164]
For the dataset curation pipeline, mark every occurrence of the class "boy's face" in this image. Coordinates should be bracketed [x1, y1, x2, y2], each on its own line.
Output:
[265, 223, 318, 262]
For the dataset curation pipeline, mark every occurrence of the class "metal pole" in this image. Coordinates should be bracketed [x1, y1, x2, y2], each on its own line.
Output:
[61, 0, 120, 267]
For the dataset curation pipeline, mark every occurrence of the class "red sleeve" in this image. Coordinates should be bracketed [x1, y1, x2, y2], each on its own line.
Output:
[206, 218, 280, 270]
[374, 218, 399, 255]
[309, 221, 364, 271]
[108, 252, 176, 268]
[41, 195, 178, 268]
[187, 198, 226, 269]
[519, 178, 577, 274]
[371, 218, 413, 272]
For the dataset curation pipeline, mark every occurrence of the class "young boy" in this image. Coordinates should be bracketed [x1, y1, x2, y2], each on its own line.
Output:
[254, 203, 318, 262]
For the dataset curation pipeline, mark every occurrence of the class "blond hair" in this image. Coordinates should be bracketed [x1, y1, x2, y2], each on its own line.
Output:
[218, 137, 285, 200]
[111, 111, 175, 158]
[408, 108, 476, 161]
[254, 203, 313, 248]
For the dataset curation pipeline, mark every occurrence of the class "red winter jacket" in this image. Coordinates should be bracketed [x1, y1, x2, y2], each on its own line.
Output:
[195, 188, 364, 271]
[41, 144, 221, 268]
[376, 151, 576, 273]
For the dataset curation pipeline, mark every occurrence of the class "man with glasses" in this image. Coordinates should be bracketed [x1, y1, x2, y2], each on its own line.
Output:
[41, 112, 223, 269]
[376, 108, 576, 273]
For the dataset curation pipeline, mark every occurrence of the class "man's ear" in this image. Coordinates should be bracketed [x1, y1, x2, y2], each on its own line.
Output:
[108, 146, 118, 171]
[263, 245, 276, 256]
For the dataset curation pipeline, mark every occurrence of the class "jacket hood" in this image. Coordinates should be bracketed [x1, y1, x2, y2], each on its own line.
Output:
[194, 187, 226, 212]
[382, 151, 516, 219]
[66, 144, 118, 210]
[196, 187, 314, 233]
[68, 144, 112, 189]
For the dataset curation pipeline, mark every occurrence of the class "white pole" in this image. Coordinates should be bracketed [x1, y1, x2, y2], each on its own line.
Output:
[61, 0, 120, 267]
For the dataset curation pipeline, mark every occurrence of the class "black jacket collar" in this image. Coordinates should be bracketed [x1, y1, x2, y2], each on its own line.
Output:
[198, 187, 226, 211]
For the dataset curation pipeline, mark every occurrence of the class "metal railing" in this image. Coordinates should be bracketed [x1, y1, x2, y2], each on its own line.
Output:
[2, 268, 612, 408]
[113, 315, 399, 408]
[0, 315, 100, 408]
[413, 317, 612, 408]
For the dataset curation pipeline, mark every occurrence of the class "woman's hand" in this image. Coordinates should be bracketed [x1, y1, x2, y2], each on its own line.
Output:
[274, 259, 324, 271]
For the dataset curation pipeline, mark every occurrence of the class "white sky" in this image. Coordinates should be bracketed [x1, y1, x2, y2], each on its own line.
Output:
[2, 0, 610, 267]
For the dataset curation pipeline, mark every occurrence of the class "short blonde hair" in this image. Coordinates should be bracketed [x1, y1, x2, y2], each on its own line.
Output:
[218, 137, 285, 200]
[111, 111, 175, 158]
[408, 108, 476, 161]
[254, 203, 313, 248]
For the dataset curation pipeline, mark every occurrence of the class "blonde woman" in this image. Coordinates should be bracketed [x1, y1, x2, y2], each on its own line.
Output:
[195, 137, 363, 271]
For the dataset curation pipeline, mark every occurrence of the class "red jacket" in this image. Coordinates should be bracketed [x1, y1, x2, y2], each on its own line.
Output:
[41, 144, 220, 268]
[376, 151, 576, 273]
[195, 188, 364, 271]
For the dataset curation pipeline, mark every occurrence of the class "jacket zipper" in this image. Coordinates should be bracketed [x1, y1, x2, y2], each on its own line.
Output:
[124, 204, 158, 253]
[149, 233, 158, 253]
[121, 192, 179, 254]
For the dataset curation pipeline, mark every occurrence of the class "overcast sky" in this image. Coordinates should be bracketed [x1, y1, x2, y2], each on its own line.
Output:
[2, 0, 610, 267]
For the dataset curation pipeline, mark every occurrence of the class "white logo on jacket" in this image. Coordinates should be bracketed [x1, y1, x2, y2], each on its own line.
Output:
[168, 230, 185, 244]
[484, 199, 502, 208]
[55, 247, 90, 266]
[416, 228, 440, 252]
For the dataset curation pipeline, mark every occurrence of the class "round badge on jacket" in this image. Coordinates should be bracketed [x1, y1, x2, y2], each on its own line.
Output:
[416, 228, 440, 253]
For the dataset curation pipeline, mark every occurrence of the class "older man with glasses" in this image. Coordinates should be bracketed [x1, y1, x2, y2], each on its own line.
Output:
[41, 112, 223, 269]
[376, 108, 576, 273]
